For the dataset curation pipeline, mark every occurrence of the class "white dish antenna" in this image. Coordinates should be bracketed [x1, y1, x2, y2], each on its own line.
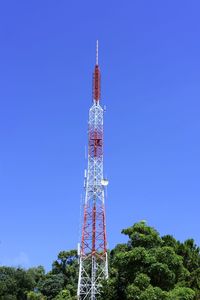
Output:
[101, 179, 109, 186]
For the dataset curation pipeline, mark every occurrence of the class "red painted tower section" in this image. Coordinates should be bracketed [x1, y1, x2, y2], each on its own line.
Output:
[93, 65, 101, 102]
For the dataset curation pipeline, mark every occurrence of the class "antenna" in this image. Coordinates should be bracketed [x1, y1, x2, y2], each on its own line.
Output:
[93, 40, 101, 102]
[96, 40, 99, 65]
[78, 41, 108, 299]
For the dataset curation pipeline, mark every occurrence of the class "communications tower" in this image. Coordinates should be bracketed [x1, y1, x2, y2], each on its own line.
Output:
[77, 41, 108, 300]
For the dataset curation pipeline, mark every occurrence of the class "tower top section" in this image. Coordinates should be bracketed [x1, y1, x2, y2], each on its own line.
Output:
[93, 40, 101, 103]
[96, 40, 99, 65]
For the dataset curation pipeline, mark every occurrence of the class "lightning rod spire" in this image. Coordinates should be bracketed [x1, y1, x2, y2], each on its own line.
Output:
[96, 40, 99, 65]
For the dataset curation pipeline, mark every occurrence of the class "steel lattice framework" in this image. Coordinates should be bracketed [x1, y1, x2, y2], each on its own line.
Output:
[77, 41, 108, 300]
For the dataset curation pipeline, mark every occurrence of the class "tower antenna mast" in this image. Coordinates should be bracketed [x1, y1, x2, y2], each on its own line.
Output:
[77, 41, 108, 300]
[96, 40, 99, 65]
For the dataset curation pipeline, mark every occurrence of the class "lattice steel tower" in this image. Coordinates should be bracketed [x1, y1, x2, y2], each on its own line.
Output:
[77, 41, 108, 300]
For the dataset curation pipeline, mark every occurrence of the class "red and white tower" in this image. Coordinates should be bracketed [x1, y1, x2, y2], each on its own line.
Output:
[77, 41, 108, 300]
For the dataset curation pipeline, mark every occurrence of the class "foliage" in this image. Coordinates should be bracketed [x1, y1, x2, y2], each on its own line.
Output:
[53, 289, 71, 300]
[100, 221, 200, 300]
[27, 291, 47, 300]
[51, 250, 78, 296]
[0, 267, 35, 300]
[38, 273, 65, 299]
[0, 221, 199, 299]
[168, 286, 196, 300]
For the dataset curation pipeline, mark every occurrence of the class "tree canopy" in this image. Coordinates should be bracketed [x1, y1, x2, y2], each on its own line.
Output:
[0, 222, 199, 300]
[101, 221, 200, 300]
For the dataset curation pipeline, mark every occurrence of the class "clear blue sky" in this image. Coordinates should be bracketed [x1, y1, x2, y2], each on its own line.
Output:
[0, 1, 200, 271]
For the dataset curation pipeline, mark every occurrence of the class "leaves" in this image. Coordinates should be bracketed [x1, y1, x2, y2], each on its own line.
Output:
[38, 274, 65, 300]
[168, 286, 195, 300]
[1, 222, 199, 300]
[100, 221, 200, 300]
[122, 221, 162, 249]
[53, 289, 71, 300]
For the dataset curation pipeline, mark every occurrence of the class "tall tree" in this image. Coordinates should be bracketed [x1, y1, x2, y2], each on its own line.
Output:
[100, 221, 199, 300]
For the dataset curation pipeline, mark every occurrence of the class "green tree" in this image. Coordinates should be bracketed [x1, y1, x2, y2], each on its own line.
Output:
[27, 291, 47, 300]
[0, 267, 17, 298]
[122, 221, 163, 249]
[52, 250, 78, 297]
[0, 296, 17, 300]
[168, 286, 195, 300]
[140, 286, 168, 300]
[177, 239, 200, 272]
[100, 221, 200, 300]
[39, 273, 64, 300]
[1, 221, 200, 300]
[53, 289, 71, 300]
[0, 266, 35, 300]
[15, 267, 35, 300]
[27, 266, 45, 286]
